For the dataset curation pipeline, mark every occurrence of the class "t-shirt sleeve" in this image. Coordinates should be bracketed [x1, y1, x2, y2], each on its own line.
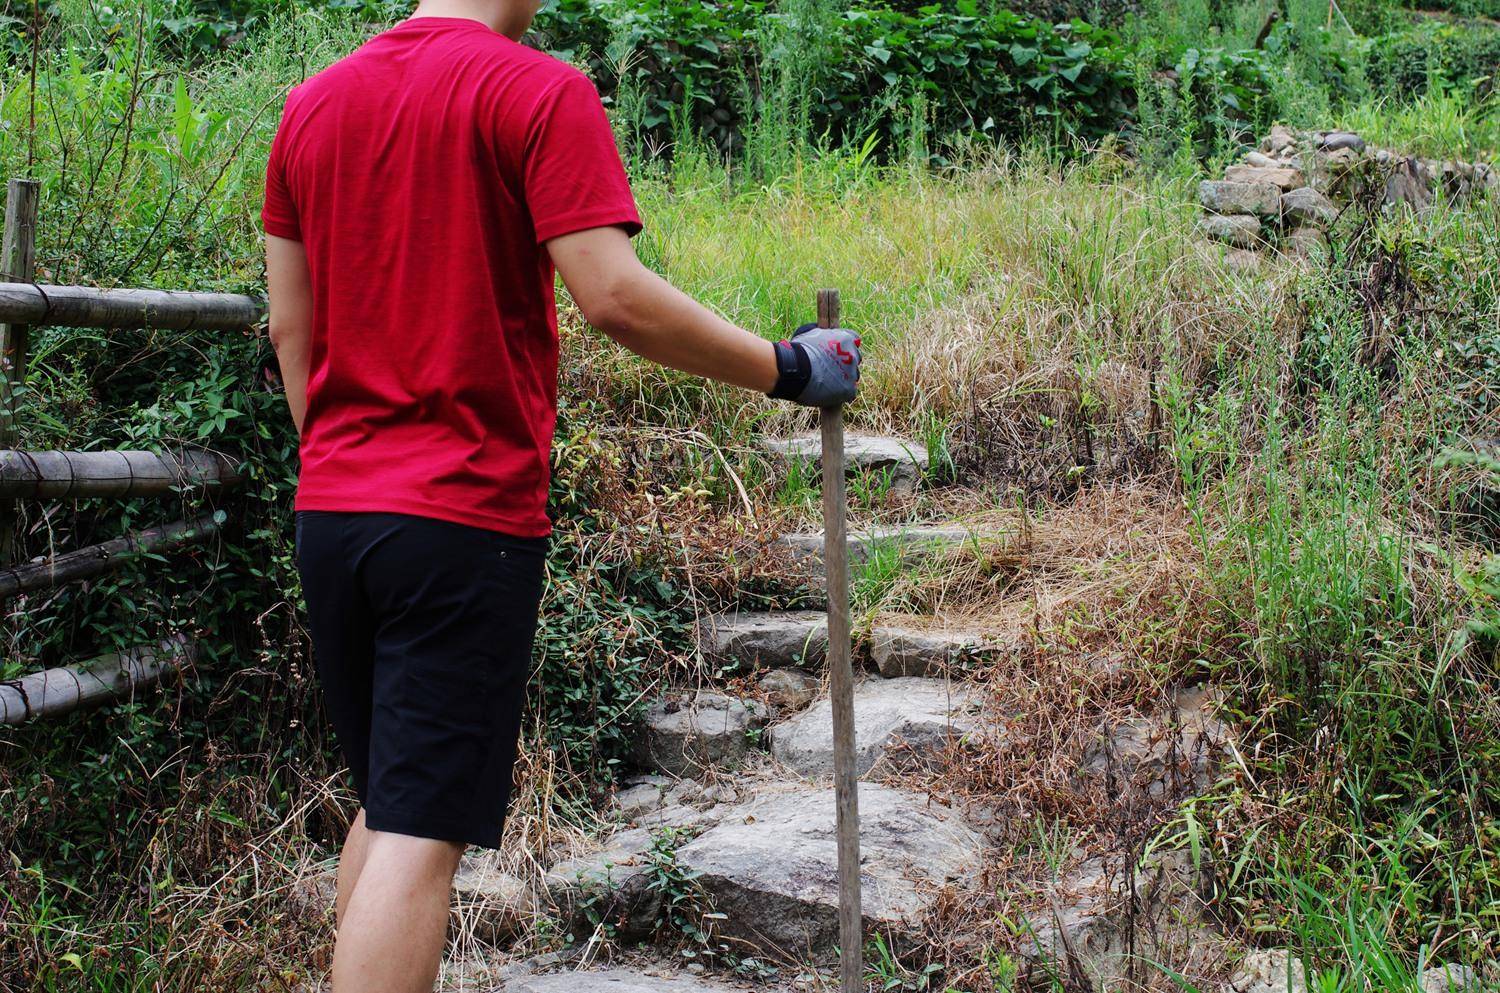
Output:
[524, 72, 642, 245]
[261, 98, 302, 241]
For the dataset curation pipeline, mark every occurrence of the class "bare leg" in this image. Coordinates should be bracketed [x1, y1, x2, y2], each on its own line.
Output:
[330, 830, 464, 993]
[334, 808, 371, 928]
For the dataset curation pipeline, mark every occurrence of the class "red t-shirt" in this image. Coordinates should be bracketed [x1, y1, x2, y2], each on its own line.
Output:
[262, 17, 641, 537]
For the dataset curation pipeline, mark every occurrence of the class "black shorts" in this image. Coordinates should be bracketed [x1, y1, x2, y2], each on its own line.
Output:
[294, 511, 547, 848]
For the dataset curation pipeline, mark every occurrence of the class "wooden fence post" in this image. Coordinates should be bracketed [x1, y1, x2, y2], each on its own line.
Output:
[1, 177, 40, 567]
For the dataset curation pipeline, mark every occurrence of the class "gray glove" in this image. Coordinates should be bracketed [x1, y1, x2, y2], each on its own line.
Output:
[768, 323, 862, 408]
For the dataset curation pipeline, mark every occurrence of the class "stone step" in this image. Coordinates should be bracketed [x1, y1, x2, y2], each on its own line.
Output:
[450, 855, 534, 945]
[546, 781, 983, 957]
[699, 610, 828, 670]
[869, 621, 1018, 677]
[760, 431, 928, 491]
[699, 609, 1019, 676]
[504, 967, 746, 993]
[776, 522, 991, 578]
[679, 784, 981, 958]
[634, 690, 768, 777]
[769, 676, 984, 778]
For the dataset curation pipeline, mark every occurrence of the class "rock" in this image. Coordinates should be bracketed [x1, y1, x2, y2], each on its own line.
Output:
[1384, 158, 1433, 213]
[868, 624, 1008, 677]
[1199, 213, 1263, 249]
[451, 857, 534, 943]
[613, 778, 670, 820]
[286, 864, 337, 922]
[1285, 225, 1328, 260]
[1261, 124, 1297, 156]
[770, 676, 983, 778]
[674, 783, 983, 957]
[1083, 687, 1227, 797]
[758, 668, 819, 711]
[636, 690, 768, 776]
[1224, 164, 1305, 191]
[1021, 850, 1210, 990]
[777, 524, 985, 581]
[1318, 130, 1365, 153]
[761, 432, 928, 492]
[1244, 150, 1279, 168]
[1230, 948, 1307, 993]
[698, 610, 828, 671]
[545, 826, 679, 940]
[1421, 963, 1482, 992]
[507, 966, 748, 993]
[1198, 179, 1281, 216]
[1279, 186, 1337, 227]
[1225, 247, 1264, 275]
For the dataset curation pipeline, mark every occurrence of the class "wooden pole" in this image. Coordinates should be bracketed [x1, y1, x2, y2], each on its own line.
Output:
[0, 448, 242, 499]
[0, 511, 225, 598]
[0, 637, 193, 725]
[817, 287, 862, 993]
[0, 282, 263, 332]
[1, 179, 39, 569]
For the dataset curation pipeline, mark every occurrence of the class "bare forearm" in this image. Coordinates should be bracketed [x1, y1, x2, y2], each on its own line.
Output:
[590, 268, 778, 393]
[274, 332, 310, 436]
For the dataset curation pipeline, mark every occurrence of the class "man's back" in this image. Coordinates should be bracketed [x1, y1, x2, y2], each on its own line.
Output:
[262, 17, 639, 536]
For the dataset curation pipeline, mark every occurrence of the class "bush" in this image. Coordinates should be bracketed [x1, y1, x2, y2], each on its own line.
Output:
[1367, 21, 1500, 99]
[530, 0, 1136, 158]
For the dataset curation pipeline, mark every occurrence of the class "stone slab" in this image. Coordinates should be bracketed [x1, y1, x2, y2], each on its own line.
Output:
[1199, 179, 1280, 216]
[505, 966, 747, 993]
[758, 668, 820, 711]
[636, 690, 768, 776]
[698, 611, 828, 670]
[675, 783, 983, 958]
[868, 623, 1015, 677]
[1280, 186, 1337, 227]
[1199, 213, 1263, 249]
[1224, 164, 1304, 190]
[777, 524, 986, 579]
[770, 676, 983, 777]
[761, 432, 927, 490]
[452, 856, 535, 944]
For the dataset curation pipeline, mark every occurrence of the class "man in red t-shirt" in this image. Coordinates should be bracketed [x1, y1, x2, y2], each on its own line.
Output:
[263, 0, 861, 988]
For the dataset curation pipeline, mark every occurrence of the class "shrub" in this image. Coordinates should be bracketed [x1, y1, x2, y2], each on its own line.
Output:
[1367, 21, 1500, 99]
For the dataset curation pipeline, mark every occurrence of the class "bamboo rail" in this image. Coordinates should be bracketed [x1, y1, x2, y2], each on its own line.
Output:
[0, 638, 194, 725]
[0, 283, 264, 332]
[0, 511, 225, 598]
[0, 449, 242, 498]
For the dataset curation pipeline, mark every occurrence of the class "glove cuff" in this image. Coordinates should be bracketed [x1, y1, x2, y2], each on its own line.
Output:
[768, 340, 810, 400]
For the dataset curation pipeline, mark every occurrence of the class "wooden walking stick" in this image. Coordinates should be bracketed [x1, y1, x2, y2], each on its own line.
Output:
[817, 287, 863, 993]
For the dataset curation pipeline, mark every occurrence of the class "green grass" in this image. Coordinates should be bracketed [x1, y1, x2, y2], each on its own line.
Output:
[2, 2, 1499, 989]
[1334, 89, 1500, 160]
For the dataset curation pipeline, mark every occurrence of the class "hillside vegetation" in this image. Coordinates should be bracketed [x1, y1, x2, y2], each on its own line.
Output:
[0, 0, 1497, 990]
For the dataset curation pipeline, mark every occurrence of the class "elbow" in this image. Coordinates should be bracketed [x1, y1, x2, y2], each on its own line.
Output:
[267, 318, 304, 355]
[579, 274, 645, 344]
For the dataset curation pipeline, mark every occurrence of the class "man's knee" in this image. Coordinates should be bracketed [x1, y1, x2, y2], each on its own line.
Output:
[363, 829, 464, 880]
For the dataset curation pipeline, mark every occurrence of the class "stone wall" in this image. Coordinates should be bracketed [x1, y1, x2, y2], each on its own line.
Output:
[1197, 124, 1498, 260]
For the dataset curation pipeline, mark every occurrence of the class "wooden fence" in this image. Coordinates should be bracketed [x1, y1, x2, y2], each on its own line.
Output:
[0, 176, 266, 726]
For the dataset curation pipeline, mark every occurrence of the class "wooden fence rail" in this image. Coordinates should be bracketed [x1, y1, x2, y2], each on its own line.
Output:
[0, 511, 225, 598]
[0, 449, 242, 499]
[1, 176, 253, 728]
[0, 283, 264, 332]
[1, 638, 195, 725]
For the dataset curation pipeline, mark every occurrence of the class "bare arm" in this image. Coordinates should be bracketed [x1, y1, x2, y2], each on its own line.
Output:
[546, 226, 779, 393]
[266, 233, 313, 435]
